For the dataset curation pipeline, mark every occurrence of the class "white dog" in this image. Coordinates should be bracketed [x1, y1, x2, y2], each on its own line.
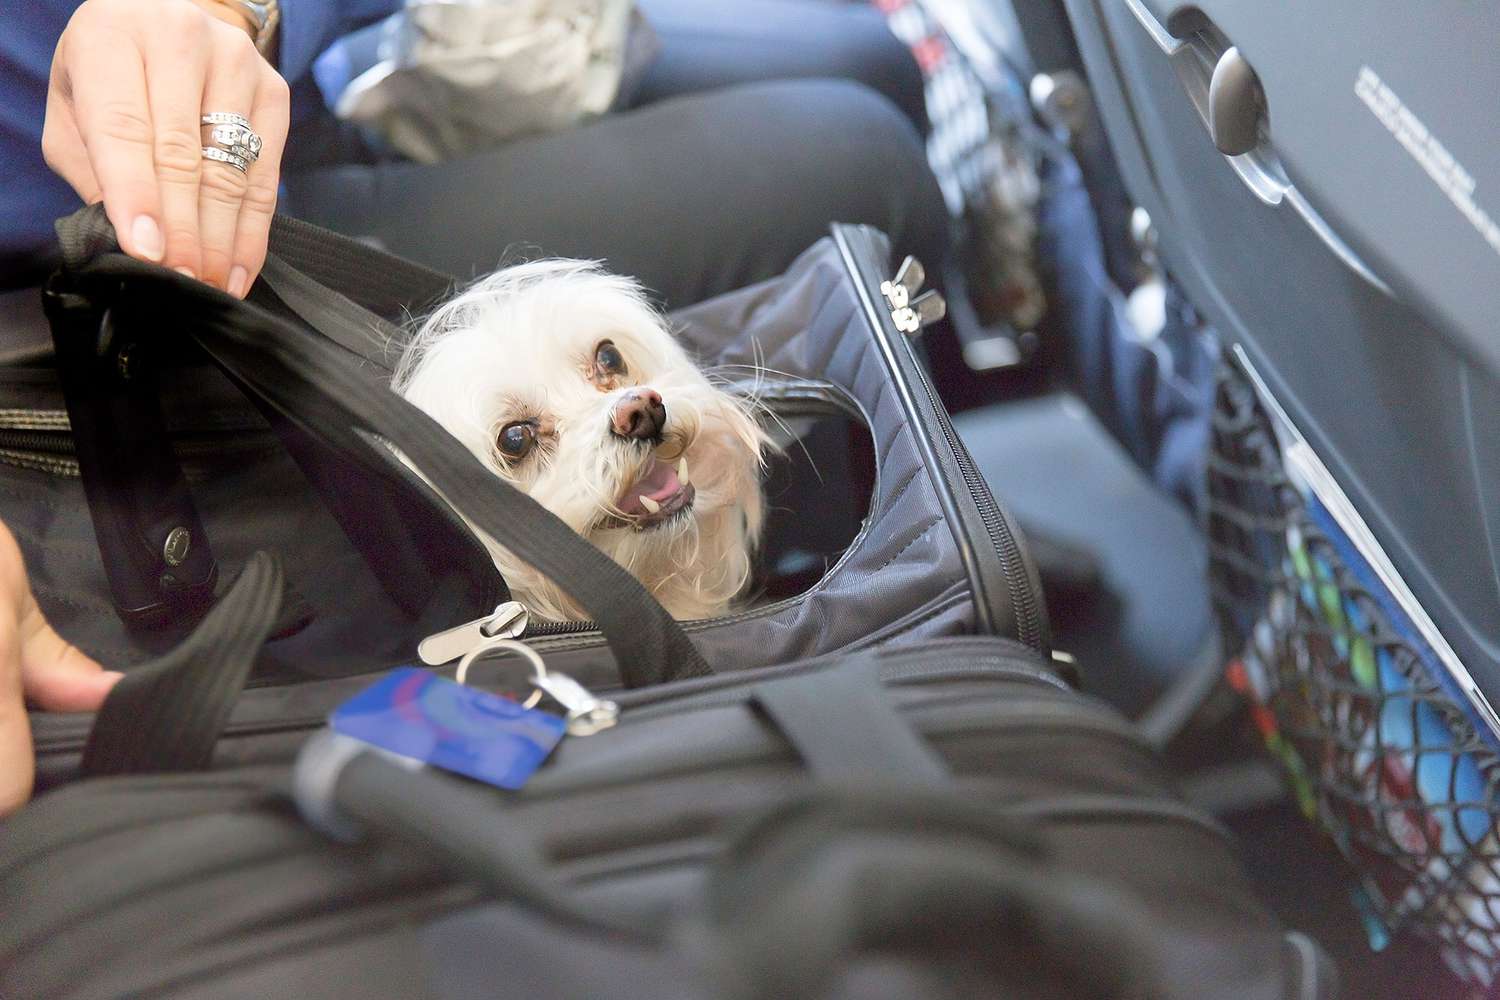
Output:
[393, 260, 769, 621]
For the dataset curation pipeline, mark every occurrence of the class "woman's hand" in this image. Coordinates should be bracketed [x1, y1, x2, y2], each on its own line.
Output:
[43, 0, 290, 298]
[0, 522, 121, 816]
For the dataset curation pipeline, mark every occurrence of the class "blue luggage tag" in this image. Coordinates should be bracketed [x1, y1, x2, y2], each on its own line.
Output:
[330, 667, 566, 790]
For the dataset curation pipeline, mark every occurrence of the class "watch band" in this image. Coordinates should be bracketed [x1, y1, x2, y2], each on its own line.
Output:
[213, 0, 280, 56]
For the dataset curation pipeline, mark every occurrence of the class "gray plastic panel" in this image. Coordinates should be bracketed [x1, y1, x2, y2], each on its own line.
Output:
[1060, 0, 1500, 701]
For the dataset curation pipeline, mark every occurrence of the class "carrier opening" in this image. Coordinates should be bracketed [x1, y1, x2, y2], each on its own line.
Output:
[751, 397, 876, 605]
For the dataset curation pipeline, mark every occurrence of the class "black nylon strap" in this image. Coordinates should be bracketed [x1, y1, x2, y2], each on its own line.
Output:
[255, 254, 401, 370]
[753, 655, 951, 784]
[81, 552, 284, 775]
[266, 214, 454, 320]
[55, 206, 711, 687]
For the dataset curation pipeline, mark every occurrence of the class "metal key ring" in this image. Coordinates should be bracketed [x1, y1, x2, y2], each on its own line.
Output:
[454, 637, 545, 710]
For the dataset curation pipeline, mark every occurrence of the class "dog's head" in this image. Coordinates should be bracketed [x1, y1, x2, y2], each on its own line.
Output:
[394, 260, 768, 621]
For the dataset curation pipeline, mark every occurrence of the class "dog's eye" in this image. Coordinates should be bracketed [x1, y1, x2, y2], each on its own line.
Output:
[497, 421, 538, 460]
[594, 340, 627, 377]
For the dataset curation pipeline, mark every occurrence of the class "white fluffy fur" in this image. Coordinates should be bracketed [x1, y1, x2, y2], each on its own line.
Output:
[393, 260, 769, 621]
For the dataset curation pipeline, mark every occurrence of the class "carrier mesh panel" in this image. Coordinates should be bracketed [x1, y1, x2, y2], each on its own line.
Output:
[1209, 358, 1500, 986]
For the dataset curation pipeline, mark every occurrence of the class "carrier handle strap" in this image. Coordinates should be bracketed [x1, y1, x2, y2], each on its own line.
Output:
[82, 552, 284, 775]
[54, 205, 711, 688]
[752, 654, 951, 784]
[266, 214, 454, 323]
[252, 215, 456, 371]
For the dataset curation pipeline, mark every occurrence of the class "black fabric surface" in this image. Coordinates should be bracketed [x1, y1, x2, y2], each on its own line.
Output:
[283, 79, 948, 309]
[81, 552, 283, 775]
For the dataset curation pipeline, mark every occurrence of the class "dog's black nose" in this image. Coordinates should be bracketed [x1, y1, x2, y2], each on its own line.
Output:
[610, 388, 666, 440]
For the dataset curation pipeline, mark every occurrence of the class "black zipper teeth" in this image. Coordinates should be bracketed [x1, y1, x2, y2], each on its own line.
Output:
[0, 428, 76, 454]
[919, 368, 1044, 651]
[832, 225, 1044, 651]
[524, 619, 597, 637]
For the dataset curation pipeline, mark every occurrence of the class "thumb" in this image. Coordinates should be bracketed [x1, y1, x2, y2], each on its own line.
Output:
[20, 613, 121, 713]
[0, 626, 32, 816]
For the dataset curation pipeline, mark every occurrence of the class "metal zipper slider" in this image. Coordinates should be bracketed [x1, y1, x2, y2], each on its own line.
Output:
[531, 669, 620, 736]
[892, 290, 947, 334]
[417, 601, 530, 666]
[880, 256, 945, 334]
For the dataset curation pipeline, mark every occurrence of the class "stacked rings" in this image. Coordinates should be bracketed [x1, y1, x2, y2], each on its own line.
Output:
[200, 112, 263, 174]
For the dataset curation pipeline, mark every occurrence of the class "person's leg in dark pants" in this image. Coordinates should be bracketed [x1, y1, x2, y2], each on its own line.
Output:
[632, 0, 930, 135]
[282, 79, 947, 308]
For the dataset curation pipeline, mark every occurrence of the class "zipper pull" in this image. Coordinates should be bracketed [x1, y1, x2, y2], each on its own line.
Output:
[454, 634, 620, 737]
[531, 669, 621, 736]
[880, 256, 945, 335]
[418, 601, 530, 666]
[880, 255, 925, 309]
[892, 290, 947, 335]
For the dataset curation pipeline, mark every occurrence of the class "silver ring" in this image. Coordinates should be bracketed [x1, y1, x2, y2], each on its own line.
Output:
[200, 113, 262, 164]
[209, 123, 262, 162]
[200, 112, 252, 127]
[201, 146, 249, 174]
[454, 637, 546, 710]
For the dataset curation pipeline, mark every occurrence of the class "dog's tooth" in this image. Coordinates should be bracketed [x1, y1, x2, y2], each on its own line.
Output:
[677, 456, 690, 485]
[639, 495, 661, 514]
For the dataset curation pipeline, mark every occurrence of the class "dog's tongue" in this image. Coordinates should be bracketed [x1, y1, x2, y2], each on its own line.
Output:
[620, 457, 682, 513]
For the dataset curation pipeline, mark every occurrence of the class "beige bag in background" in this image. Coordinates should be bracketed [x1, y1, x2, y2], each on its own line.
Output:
[336, 0, 654, 163]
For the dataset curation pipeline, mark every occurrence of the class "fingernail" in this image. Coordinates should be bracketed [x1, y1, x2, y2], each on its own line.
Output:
[131, 215, 164, 261]
[227, 265, 249, 298]
[174, 266, 195, 280]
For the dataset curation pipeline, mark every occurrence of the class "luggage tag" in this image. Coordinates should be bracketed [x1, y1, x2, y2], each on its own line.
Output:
[330, 638, 617, 791]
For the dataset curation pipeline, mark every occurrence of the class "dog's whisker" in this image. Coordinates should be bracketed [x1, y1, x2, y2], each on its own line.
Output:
[705, 361, 803, 382]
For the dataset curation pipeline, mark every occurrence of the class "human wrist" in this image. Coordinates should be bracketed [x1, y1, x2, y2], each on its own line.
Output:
[188, 0, 279, 61]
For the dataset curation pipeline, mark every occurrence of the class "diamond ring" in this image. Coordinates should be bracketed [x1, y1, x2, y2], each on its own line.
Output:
[201, 145, 250, 174]
[200, 112, 262, 169]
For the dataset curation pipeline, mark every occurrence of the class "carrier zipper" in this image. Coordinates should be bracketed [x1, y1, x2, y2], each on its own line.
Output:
[517, 576, 972, 654]
[0, 427, 76, 454]
[875, 246, 1045, 649]
[432, 536, 847, 646]
[0, 419, 279, 477]
[830, 224, 1046, 652]
[887, 262, 1046, 651]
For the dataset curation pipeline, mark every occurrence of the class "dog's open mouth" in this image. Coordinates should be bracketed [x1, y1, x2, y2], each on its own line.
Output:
[617, 454, 695, 529]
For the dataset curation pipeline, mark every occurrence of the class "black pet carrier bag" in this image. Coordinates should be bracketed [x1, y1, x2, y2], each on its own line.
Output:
[17, 204, 1047, 787]
[0, 209, 1337, 1000]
